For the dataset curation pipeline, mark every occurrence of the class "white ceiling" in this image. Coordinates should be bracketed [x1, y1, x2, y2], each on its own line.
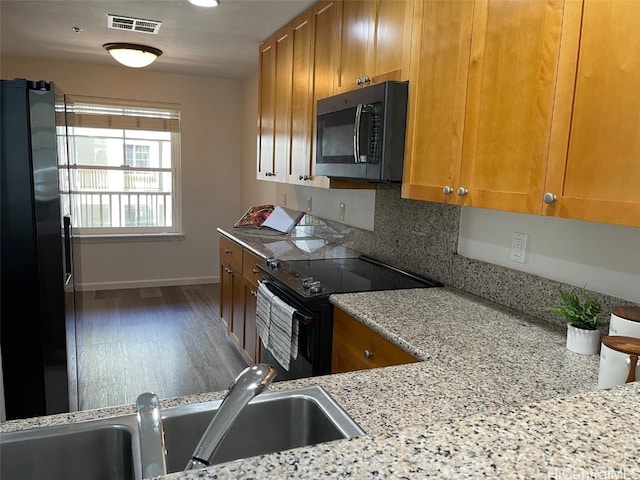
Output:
[0, 0, 316, 78]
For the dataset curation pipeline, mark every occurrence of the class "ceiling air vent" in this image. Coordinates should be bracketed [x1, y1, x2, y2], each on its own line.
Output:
[108, 14, 162, 34]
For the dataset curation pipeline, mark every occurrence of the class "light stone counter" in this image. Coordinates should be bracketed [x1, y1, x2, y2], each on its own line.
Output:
[3, 269, 638, 478]
[217, 225, 361, 261]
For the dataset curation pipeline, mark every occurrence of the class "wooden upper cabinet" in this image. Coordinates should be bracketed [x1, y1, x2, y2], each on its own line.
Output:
[257, 40, 275, 180]
[337, 0, 412, 93]
[458, 0, 564, 213]
[288, 12, 314, 185]
[257, 27, 291, 182]
[403, 0, 565, 215]
[402, 0, 475, 204]
[545, 0, 640, 227]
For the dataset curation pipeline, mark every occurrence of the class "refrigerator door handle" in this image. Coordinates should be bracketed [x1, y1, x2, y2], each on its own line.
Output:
[63, 215, 72, 275]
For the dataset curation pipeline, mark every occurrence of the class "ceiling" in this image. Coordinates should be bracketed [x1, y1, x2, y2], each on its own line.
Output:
[0, 0, 316, 79]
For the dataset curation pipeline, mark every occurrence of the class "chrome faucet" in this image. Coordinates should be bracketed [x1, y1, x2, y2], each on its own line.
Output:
[185, 364, 277, 471]
[136, 392, 168, 478]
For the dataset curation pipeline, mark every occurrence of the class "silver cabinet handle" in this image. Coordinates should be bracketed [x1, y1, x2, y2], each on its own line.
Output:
[543, 192, 557, 204]
[252, 268, 260, 274]
[299, 175, 310, 181]
[265, 172, 275, 177]
[250, 290, 258, 298]
[224, 248, 232, 254]
[363, 350, 373, 360]
[457, 187, 468, 196]
[443, 186, 453, 195]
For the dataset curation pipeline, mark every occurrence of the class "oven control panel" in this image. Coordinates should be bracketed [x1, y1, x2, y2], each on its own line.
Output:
[259, 259, 334, 298]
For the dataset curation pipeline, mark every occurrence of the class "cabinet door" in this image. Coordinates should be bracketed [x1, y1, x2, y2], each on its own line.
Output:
[331, 308, 416, 374]
[257, 40, 275, 179]
[545, 0, 640, 227]
[337, 0, 411, 93]
[458, 0, 565, 213]
[401, 0, 474, 203]
[219, 261, 232, 332]
[288, 12, 315, 185]
[371, 0, 413, 84]
[272, 29, 292, 183]
[230, 267, 245, 351]
[338, 0, 374, 91]
[244, 281, 259, 365]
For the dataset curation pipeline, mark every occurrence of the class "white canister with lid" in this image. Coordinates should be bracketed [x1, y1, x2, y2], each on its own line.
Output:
[597, 335, 640, 389]
[609, 306, 640, 338]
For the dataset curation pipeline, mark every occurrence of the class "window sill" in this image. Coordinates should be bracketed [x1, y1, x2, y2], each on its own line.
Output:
[74, 232, 185, 244]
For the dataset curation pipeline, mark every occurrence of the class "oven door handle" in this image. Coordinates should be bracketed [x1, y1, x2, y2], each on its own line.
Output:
[259, 280, 314, 325]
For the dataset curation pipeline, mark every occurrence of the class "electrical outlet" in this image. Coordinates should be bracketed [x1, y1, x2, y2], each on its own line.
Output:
[306, 196, 312, 212]
[338, 202, 345, 221]
[510, 232, 528, 264]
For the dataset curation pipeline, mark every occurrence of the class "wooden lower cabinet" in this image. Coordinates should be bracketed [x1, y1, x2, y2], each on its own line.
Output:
[218, 235, 263, 365]
[331, 307, 417, 374]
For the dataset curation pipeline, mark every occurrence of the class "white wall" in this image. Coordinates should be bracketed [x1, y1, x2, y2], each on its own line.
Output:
[2, 56, 244, 289]
[458, 207, 640, 303]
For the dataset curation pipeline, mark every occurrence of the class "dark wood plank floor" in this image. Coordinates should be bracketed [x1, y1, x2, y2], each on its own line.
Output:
[74, 284, 247, 411]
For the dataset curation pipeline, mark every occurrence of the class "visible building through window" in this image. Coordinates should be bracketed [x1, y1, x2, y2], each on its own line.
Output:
[58, 96, 181, 234]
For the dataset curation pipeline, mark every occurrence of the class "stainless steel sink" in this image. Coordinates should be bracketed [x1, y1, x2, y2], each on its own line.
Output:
[161, 385, 364, 473]
[0, 420, 137, 480]
[0, 385, 363, 479]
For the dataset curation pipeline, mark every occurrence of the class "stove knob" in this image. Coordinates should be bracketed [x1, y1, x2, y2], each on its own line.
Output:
[302, 277, 315, 289]
[309, 284, 322, 294]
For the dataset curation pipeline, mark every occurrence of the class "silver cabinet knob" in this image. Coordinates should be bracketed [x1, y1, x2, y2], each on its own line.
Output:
[356, 77, 363, 86]
[363, 350, 373, 360]
[543, 192, 557, 204]
[299, 175, 310, 181]
[252, 268, 260, 274]
[363, 75, 371, 84]
[443, 186, 453, 195]
[224, 248, 231, 254]
[457, 186, 468, 196]
[250, 290, 258, 298]
[265, 172, 275, 177]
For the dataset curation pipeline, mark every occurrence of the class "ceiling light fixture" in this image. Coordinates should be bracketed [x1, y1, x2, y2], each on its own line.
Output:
[187, 0, 220, 7]
[103, 43, 162, 68]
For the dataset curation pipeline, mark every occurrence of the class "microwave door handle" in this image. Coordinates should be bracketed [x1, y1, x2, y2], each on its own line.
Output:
[353, 103, 363, 163]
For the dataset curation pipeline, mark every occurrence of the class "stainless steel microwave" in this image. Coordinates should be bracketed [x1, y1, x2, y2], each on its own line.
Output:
[315, 81, 408, 182]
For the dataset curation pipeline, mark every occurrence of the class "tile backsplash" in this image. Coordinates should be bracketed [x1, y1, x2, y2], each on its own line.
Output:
[324, 184, 637, 327]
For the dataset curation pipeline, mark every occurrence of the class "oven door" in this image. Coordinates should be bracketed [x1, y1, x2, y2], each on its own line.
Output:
[258, 280, 333, 381]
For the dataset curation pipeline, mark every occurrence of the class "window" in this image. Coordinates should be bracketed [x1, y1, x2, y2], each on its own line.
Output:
[61, 97, 181, 235]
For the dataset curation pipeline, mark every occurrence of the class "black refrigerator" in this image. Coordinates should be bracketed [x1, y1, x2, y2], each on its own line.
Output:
[1, 78, 78, 420]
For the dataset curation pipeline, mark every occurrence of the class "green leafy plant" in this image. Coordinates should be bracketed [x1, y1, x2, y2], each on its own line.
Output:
[547, 287, 605, 330]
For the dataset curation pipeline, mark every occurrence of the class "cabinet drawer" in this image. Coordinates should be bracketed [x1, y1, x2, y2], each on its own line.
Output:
[242, 249, 264, 287]
[219, 235, 242, 271]
[332, 307, 417, 373]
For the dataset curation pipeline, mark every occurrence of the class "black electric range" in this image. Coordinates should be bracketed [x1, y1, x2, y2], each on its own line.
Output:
[256, 255, 441, 381]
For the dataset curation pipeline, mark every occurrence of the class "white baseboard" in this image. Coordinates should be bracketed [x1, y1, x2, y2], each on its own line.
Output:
[76, 275, 219, 292]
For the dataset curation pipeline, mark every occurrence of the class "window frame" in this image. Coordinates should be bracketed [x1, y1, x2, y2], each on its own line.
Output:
[61, 96, 182, 237]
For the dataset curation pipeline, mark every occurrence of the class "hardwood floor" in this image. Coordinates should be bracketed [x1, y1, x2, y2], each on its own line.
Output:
[74, 284, 247, 411]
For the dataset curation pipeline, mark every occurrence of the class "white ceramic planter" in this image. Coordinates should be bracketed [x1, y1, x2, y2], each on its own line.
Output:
[566, 324, 601, 355]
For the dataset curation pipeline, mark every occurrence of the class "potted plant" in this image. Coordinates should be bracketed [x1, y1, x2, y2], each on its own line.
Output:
[548, 287, 606, 355]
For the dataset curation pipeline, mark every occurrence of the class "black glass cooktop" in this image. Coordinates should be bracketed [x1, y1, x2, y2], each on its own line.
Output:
[277, 255, 441, 296]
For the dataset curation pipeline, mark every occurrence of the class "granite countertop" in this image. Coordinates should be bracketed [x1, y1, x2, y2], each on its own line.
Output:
[217, 225, 361, 261]
[3, 230, 638, 478]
